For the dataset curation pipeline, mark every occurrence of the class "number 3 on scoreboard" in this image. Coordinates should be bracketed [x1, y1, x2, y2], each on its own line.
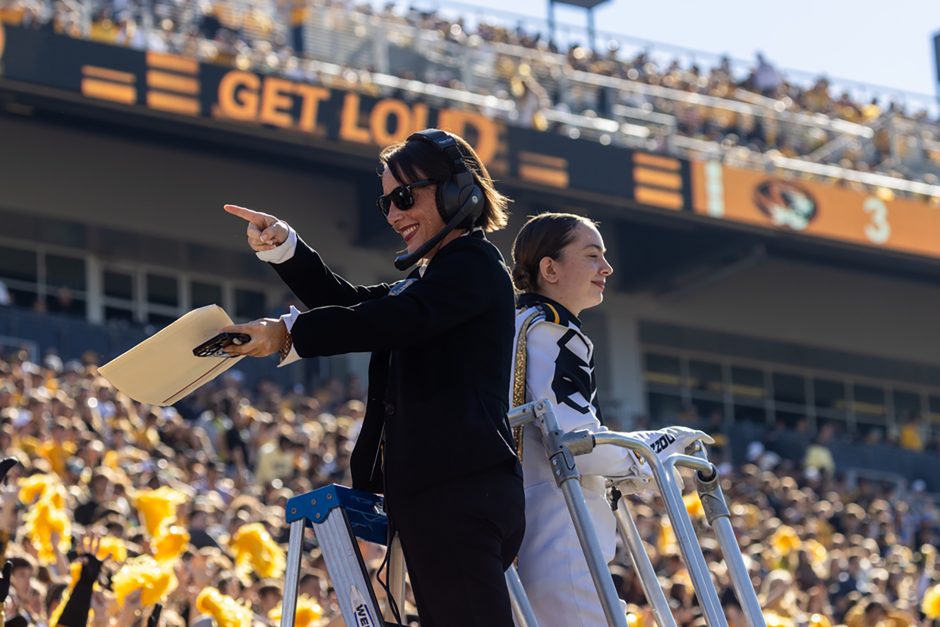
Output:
[863, 197, 891, 245]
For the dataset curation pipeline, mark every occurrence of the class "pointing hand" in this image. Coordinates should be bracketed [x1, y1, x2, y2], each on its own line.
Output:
[224, 204, 289, 252]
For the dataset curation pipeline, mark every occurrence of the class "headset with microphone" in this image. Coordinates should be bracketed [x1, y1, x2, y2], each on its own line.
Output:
[393, 129, 485, 271]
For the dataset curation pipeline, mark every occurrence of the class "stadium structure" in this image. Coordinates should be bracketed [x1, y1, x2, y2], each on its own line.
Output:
[1, 1, 940, 488]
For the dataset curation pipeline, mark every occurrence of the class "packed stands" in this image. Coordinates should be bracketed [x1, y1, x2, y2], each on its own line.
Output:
[2, 346, 940, 625]
[3, 0, 940, 201]
[4, 1, 940, 625]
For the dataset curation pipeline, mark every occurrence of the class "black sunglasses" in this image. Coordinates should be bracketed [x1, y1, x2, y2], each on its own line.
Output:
[377, 179, 435, 217]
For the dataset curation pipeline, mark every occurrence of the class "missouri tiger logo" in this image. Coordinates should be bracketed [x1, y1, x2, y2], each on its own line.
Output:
[753, 179, 818, 231]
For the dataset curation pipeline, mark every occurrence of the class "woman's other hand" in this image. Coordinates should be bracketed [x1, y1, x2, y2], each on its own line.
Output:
[224, 204, 289, 252]
[220, 319, 288, 358]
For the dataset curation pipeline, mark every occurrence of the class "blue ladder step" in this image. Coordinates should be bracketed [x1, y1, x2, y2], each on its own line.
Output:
[285, 484, 388, 546]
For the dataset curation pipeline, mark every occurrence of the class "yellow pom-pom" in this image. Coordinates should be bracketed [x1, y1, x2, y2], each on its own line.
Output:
[22, 488, 71, 566]
[97, 536, 128, 563]
[770, 525, 801, 557]
[808, 613, 832, 627]
[803, 539, 828, 565]
[267, 595, 324, 627]
[229, 523, 286, 580]
[683, 493, 704, 518]
[152, 525, 190, 563]
[764, 611, 796, 627]
[112, 556, 178, 607]
[196, 587, 254, 627]
[18, 474, 58, 504]
[103, 450, 120, 469]
[922, 584, 940, 619]
[134, 487, 188, 537]
[657, 519, 678, 555]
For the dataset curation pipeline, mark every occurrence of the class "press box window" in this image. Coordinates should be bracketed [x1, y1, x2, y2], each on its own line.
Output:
[103, 270, 136, 323]
[892, 390, 922, 420]
[45, 254, 86, 316]
[814, 379, 846, 416]
[929, 396, 940, 426]
[104, 270, 134, 300]
[731, 366, 765, 401]
[731, 366, 767, 425]
[0, 245, 38, 283]
[191, 281, 223, 309]
[773, 373, 806, 405]
[146, 273, 179, 308]
[643, 353, 681, 389]
[852, 384, 886, 424]
[0, 245, 38, 308]
[688, 360, 723, 398]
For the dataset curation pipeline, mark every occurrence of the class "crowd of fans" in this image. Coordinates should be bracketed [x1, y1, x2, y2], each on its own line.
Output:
[2, 343, 940, 626]
[3, 2, 940, 622]
[364, 3, 940, 188]
[2, 0, 940, 192]
[0, 347, 360, 625]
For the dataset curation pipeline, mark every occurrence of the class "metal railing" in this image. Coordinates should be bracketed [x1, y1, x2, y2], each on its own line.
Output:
[25, 0, 940, 196]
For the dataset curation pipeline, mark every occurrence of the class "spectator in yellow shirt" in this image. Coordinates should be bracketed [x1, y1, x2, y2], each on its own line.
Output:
[898, 413, 924, 451]
[254, 434, 297, 485]
[37, 422, 76, 477]
[803, 424, 836, 476]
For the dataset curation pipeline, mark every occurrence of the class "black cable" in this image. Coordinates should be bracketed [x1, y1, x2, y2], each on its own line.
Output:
[375, 522, 404, 626]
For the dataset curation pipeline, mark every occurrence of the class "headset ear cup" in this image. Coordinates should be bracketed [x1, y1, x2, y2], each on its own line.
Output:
[460, 182, 485, 226]
[440, 171, 484, 226]
[435, 181, 456, 222]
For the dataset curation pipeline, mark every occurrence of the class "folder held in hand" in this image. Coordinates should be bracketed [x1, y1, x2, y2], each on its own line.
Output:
[98, 305, 246, 406]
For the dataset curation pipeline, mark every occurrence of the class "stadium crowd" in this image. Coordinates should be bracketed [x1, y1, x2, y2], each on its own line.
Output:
[2, 0, 940, 188]
[1, 344, 940, 626]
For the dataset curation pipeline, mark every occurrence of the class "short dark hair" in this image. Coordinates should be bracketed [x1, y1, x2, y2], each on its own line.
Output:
[8, 555, 35, 574]
[379, 130, 510, 232]
[257, 582, 281, 598]
[511, 212, 597, 293]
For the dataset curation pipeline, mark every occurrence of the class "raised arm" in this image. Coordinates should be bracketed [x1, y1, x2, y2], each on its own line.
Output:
[223, 240, 504, 359]
[224, 204, 388, 309]
[287, 242, 498, 355]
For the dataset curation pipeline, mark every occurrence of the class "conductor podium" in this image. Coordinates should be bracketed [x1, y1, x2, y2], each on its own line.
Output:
[280, 400, 765, 627]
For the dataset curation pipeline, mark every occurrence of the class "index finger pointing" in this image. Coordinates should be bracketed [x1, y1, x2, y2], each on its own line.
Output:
[224, 204, 269, 228]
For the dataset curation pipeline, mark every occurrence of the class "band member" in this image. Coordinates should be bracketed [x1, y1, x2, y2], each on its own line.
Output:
[510, 213, 711, 626]
[222, 129, 524, 627]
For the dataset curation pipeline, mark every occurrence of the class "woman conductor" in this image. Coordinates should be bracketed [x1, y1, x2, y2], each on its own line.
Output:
[221, 129, 525, 626]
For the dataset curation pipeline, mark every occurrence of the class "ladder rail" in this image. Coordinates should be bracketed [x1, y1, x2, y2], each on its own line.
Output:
[510, 400, 764, 627]
[279, 520, 305, 627]
[611, 493, 678, 627]
[505, 565, 540, 627]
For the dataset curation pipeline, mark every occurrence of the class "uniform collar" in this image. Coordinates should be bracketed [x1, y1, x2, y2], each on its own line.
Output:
[517, 293, 582, 328]
[416, 228, 487, 277]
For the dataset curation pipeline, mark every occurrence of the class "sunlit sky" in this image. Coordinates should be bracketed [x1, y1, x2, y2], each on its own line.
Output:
[405, 0, 940, 106]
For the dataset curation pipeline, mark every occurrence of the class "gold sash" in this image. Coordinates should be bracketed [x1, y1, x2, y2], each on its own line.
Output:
[512, 310, 542, 462]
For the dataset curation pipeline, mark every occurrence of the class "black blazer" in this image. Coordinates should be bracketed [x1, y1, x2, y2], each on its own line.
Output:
[269, 231, 520, 501]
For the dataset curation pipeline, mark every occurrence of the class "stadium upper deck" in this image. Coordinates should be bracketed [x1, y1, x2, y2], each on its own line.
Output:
[3, 0, 940, 196]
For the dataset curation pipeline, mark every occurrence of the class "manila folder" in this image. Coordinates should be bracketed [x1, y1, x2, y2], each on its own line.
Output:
[98, 305, 246, 406]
